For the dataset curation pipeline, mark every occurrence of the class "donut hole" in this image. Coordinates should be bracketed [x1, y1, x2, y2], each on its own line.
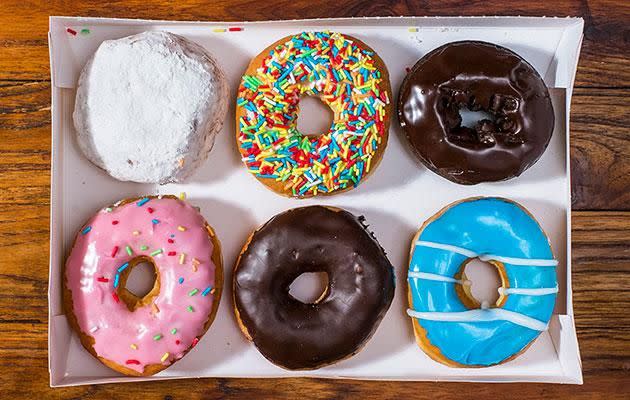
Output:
[125, 260, 157, 298]
[296, 95, 334, 137]
[459, 109, 495, 130]
[288, 271, 329, 304]
[458, 258, 507, 309]
[444, 97, 523, 149]
[117, 256, 160, 311]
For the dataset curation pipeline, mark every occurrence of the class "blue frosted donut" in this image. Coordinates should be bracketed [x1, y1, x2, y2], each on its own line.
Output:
[407, 197, 558, 367]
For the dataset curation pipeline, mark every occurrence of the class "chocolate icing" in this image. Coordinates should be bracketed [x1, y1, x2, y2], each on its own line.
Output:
[233, 206, 395, 370]
[398, 41, 554, 184]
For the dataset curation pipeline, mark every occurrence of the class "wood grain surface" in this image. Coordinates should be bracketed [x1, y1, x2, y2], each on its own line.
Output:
[0, 0, 629, 398]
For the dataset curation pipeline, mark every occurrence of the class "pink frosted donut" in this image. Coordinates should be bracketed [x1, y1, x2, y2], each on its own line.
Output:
[63, 195, 223, 376]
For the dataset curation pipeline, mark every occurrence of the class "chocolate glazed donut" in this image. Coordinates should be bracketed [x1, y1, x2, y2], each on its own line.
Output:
[233, 206, 395, 370]
[398, 41, 555, 184]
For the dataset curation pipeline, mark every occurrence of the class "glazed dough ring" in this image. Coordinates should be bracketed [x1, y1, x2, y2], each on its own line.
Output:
[406, 197, 558, 367]
[63, 195, 223, 376]
[233, 205, 396, 369]
[235, 31, 392, 197]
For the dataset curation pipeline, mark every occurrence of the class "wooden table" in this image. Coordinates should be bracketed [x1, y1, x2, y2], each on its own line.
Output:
[1, 1, 628, 398]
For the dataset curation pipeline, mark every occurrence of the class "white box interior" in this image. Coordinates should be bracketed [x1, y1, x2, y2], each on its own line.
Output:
[48, 16, 584, 386]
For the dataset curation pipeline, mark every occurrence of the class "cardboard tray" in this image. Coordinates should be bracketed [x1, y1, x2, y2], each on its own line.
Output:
[48, 16, 584, 386]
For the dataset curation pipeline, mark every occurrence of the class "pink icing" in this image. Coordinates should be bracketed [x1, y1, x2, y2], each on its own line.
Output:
[65, 197, 218, 374]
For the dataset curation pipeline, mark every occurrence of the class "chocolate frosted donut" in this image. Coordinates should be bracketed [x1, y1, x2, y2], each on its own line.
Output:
[233, 206, 395, 370]
[398, 41, 554, 184]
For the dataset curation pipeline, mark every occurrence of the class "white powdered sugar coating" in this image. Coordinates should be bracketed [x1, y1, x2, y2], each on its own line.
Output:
[73, 31, 228, 183]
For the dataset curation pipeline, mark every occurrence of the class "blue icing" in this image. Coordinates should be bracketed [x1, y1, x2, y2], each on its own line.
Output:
[408, 198, 557, 366]
[421, 321, 539, 365]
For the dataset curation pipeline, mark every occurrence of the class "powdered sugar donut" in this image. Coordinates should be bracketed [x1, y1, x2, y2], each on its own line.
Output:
[64, 195, 223, 376]
[73, 31, 228, 183]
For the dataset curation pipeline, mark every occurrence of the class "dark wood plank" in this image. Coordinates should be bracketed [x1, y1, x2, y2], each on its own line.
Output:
[0, 81, 51, 211]
[571, 88, 630, 210]
[0, 0, 628, 87]
[0, 211, 628, 398]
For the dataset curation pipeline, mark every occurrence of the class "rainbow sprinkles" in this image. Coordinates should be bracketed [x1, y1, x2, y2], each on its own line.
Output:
[64, 196, 220, 375]
[236, 31, 390, 197]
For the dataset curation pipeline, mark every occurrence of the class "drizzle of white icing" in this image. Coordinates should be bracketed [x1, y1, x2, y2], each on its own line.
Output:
[407, 308, 548, 331]
[498, 286, 559, 296]
[415, 240, 558, 266]
[408, 271, 469, 285]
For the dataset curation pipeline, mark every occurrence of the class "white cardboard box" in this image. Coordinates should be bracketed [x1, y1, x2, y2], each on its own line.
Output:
[48, 16, 584, 387]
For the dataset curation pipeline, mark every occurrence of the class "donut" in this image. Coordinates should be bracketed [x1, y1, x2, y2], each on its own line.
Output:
[406, 197, 558, 367]
[233, 206, 395, 369]
[74, 31, 228, 183]
[236, 31, 392, 197]
[398, 41, 555, 184]
[63, 195, 223, 376]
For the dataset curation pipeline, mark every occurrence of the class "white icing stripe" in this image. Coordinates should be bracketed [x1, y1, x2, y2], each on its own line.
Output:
[408, 271, 464, 284]
[499, 286, 559, 296]
[480, 254, 558, 267]
[415, 240, 558, 267]
[415, 241, 477, 258]
[407, 308, 548, 331]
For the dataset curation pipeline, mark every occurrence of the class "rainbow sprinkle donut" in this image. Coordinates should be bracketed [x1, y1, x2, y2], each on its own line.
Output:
[407, 197, 558, 367]
[64, 195, 222, 376]
[236, 31, 392, 197]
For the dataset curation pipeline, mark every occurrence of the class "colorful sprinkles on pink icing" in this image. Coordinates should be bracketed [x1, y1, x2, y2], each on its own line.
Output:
[236, 31, 390, 197]
[65, 196, 218, 373]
